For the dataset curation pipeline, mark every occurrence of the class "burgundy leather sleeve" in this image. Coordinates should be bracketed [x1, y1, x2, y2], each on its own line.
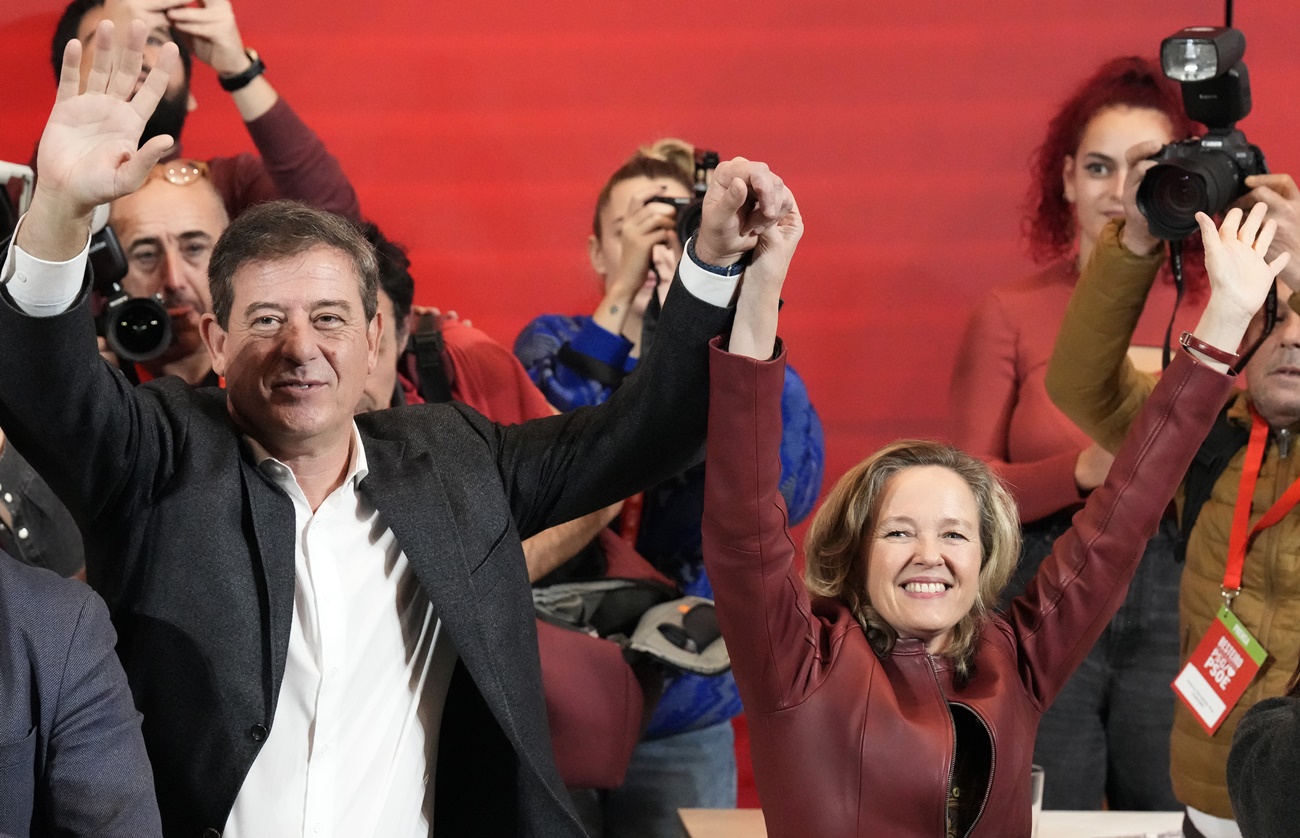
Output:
[702, 338, 834, 712]
[1007, 349, 1234, 708]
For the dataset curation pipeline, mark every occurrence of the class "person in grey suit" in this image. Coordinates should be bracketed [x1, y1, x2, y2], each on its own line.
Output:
[0, 552, 162, 838]
[0, 20, 796, 837]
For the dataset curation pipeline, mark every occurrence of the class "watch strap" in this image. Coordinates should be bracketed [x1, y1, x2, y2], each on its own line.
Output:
[686, 236, 749, 277]
[219, 49, 265, 92]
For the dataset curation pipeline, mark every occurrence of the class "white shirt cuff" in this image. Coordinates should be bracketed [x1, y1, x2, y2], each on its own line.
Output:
[677, 240, 741, 308]
[1, 213, 89, 317]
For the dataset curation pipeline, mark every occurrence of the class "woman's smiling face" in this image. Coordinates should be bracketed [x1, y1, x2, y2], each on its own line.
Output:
[864, 465, 983, 654]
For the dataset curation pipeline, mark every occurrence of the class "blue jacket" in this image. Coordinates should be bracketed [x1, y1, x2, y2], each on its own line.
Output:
[0, 554, 161, 838]
[515, 312, 825, 735]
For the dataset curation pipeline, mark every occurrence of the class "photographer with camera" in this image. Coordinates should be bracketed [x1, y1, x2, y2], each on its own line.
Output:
[1046, 30, 1300, 837]
[513, 140, 825, 836]
[96, 159, 227, 384]
[51, 0, 360, 222]
[950, 56, 1206, 812]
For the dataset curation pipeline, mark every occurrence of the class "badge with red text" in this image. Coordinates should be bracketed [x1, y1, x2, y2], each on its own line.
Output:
[1172, 606, 1268, 735]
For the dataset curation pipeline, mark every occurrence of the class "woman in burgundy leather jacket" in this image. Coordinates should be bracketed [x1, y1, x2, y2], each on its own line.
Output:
[703, 197, 1289, 837]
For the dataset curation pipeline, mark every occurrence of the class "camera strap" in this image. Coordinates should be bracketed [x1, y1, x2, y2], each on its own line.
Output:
[1161, 240, 1186, 370]
[1234, 282, 1280, 374]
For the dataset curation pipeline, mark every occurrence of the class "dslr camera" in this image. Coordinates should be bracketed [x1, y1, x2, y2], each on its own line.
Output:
[646, 148, 720, 244]
[89, 225, 173, 364]
[1137, 26, 1267, 240]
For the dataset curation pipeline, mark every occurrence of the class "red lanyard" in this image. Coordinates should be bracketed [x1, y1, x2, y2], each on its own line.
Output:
[1225, 408, 1300, 594]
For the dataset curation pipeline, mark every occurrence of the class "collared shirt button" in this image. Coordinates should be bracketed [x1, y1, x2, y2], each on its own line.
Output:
[3, 493, 11, 503]
[16, 527, 28, 539]
[249, 723, 268, 742]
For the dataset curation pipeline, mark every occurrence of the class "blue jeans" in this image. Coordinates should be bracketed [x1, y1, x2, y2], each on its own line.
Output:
[1002, 513, 1182, 811]
[570, 720, 737, 837]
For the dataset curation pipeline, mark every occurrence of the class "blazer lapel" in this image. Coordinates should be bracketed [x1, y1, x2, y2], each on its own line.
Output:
[239, 458, 297, 705]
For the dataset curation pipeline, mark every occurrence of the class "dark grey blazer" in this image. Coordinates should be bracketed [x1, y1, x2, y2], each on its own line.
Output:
[0, 553, 162, 838]
[0, 275, 730, 837]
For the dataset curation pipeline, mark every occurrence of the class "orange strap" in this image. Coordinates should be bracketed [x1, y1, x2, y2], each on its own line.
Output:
[619, 492, 644, 548]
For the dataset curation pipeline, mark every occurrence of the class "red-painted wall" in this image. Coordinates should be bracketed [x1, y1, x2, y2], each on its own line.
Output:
[4, 0, 1298, 806]
[11, 0, 1298, 494]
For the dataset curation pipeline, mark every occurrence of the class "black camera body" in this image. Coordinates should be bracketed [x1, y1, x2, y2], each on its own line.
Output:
[646, 195, 703, 246]
[645, 147, 719, 246]
[1138, 128, 1267, 240]
[1137, 27, 1267, 240]
[89, 226, 173, 364]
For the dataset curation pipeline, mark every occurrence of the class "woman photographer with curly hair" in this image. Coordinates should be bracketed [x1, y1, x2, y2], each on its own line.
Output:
[948, 56, 1205, 810]
[708, 170, 1286, 834]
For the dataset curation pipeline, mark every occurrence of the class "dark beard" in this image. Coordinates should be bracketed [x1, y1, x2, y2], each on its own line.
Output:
[139, 85, 190, 147]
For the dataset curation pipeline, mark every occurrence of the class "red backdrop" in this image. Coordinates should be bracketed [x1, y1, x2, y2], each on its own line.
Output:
[4, 0, 1299, 808]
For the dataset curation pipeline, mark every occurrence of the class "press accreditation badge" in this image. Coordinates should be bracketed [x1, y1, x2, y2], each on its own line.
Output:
[1172, 606, 1267, 735]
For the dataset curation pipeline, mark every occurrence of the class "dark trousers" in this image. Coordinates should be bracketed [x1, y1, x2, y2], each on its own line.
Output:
[1003, 512, 1182, 811]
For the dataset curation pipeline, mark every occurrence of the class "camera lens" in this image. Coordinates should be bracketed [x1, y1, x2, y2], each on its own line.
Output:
[1151, 169, 1206, 220]
[1137, 151, 1246, 240]
[105, 296, 173, 363]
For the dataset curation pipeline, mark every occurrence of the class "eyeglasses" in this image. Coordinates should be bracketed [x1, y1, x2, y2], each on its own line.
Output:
[151, 160, 210, 185]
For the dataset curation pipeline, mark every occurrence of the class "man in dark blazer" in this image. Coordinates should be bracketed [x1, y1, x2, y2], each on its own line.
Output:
[0, 22, 794, 837]
[0, 553, 162, 838]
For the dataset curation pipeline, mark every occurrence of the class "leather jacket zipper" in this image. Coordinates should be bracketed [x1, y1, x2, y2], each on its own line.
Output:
[950, 700, 996, 837]
[925, 654, 958, 836]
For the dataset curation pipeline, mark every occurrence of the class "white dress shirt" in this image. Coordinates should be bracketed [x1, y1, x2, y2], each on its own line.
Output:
[222, 430, 458, 838]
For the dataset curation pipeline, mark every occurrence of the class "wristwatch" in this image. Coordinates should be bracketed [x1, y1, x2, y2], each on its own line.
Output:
[219, 49, 266, 92]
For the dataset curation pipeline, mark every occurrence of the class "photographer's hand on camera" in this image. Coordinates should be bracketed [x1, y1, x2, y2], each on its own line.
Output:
[694, 158, 794, 268]
[592, 186, 679, 334]
[19, 21, 178, 263]
[157, 0, 248, 76]
[100, 0, 171, 39]
[129, 0, 278, 122]
[1236, 173, 1300, 290]
[1117, 139, 1165, 258]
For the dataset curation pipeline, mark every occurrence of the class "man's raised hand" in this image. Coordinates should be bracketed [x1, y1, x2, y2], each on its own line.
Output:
[38, 19, 178, 219]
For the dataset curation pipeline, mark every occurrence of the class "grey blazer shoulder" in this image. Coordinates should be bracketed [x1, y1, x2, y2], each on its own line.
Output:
[0, 554, 162, 838]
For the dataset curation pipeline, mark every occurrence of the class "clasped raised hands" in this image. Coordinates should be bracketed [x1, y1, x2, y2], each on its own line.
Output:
[36, 19, 179, 220]
[694, 158, 796, 268]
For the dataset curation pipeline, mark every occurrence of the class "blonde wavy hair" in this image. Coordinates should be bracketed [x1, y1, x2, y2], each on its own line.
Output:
[804, 440, 1021, 679]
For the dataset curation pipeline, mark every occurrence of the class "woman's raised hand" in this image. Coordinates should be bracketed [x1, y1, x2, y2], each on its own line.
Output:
[1188, 203, 1292, 369]
[728, 191, 802, 362]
